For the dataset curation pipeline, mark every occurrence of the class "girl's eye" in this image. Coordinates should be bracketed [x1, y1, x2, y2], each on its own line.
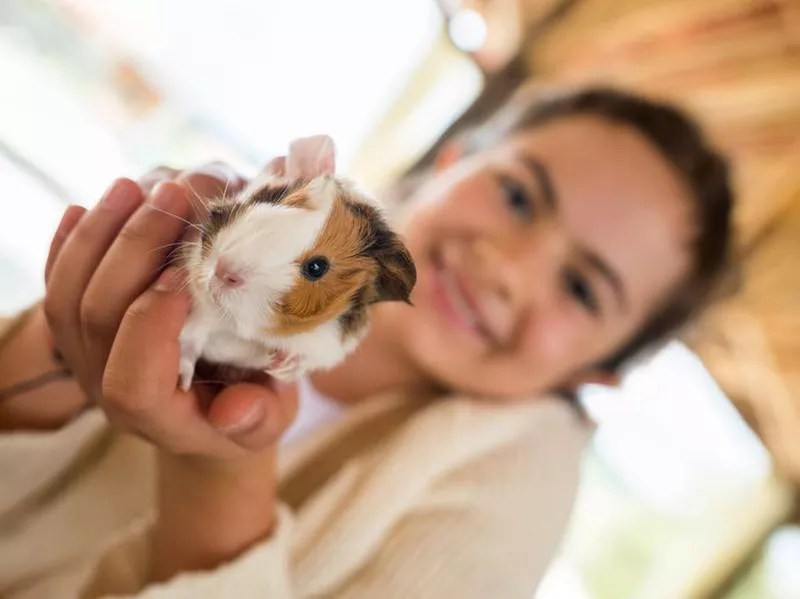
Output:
[499, 176, 534, 220]
[563, 269, 599, 315]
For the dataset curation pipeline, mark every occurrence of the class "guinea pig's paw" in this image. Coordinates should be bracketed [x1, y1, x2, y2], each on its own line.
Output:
[265, 349, 289, 370]
[265, 351, 305, 381]
[179, 359, 196, 392]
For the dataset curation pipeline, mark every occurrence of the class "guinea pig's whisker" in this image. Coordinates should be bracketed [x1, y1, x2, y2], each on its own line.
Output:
[182, 180, 205, 204]
[162, 250, 193, 270]
[185, 270, 204, 286]
[147, 241, 185, 256]
[185, 195, 206, 218]
[178, 180, 214, 219]
[194, 194, 213, 214]
[157, 257, 180, 272]
[177, 272, 202, 295]
[146, 205, 204, 233]
[194, 189, 211, 206]
[222, 176, 236, 200]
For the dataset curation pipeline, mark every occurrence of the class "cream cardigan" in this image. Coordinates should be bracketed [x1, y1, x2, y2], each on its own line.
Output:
[0, 322, 592, 599]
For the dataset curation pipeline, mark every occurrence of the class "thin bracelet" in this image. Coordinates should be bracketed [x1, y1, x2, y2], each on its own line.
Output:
[0, 367, 73, 403]
[0, 303, 75, 404]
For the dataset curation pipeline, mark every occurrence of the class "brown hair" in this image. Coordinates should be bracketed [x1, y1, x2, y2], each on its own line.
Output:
[396, 85, 737, 373]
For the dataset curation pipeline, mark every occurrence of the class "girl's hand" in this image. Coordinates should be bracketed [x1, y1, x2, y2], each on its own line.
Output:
[44, 160, 302, 587]
[43, 164, 297, 459]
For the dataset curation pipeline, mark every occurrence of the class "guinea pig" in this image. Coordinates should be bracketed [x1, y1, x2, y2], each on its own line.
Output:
[176, 135, 416, 391]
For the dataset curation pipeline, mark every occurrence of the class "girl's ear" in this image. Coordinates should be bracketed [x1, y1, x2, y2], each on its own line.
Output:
[434, 139, 465, 173]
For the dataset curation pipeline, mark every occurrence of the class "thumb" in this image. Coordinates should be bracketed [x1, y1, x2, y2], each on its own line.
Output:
[208, 378, 299, 450]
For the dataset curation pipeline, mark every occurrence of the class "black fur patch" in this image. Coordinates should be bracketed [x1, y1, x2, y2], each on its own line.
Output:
[248, 181, 303, 206]
[339, 285, 370, 339]
[200, 202, 239, 256]
[343, 201, 392, 255]
[344, 200, 417, 304]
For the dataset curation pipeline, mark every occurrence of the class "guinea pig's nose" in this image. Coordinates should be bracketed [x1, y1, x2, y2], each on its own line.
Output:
[214, 258, 244, 288]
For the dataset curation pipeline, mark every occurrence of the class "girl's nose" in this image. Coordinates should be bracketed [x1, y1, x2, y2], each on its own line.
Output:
[472, 238, 519, 303]
[474, 225, 568, 307]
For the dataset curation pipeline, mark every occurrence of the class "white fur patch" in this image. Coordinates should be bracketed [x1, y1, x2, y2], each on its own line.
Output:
[209, 202, 327, 333]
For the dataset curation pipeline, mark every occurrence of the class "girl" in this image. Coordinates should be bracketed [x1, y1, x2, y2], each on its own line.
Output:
[0, 85, 734, 598]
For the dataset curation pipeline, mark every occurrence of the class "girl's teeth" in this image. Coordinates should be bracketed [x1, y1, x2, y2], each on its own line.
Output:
[441, 268, 478, 328]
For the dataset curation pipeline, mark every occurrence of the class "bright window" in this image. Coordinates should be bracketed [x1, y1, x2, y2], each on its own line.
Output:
[0, 0, 450, 313]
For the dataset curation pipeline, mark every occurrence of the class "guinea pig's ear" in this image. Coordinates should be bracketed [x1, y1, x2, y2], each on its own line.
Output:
[286, 135, 336, 180]
[372, 238, 417, 305]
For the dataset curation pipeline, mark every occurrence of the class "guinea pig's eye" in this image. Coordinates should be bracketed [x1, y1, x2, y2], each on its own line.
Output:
[301, 256, 330, 281]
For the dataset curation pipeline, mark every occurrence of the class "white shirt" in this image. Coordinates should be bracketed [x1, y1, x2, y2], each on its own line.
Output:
[280, 376, 347, 446]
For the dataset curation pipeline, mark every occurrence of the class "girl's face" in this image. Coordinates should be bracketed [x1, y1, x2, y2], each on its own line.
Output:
[386, 115, 695, 398]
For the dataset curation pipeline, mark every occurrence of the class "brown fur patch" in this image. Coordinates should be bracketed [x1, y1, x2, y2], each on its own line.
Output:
[268, 193, 377, 336]
[267, 183, 417, 337]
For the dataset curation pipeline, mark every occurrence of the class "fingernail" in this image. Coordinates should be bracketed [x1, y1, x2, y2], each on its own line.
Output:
[192, 162, 241, 183]
[101, 179, 138, 209]
[56, 205, 85, 236]
[217, 401, 265, 435]
[151, 182, 181, 210]
[154, 267, 184, 292]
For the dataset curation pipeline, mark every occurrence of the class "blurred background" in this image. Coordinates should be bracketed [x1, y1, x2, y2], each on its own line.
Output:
[1, 1, 798, 597]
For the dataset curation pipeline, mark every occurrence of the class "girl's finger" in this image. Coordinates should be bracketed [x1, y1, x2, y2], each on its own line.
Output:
[208, 376, 298, 451]
[80, 182, 194, 374]
[102, 268, 189, 414]
[139, 166, 181, 196]
[177, 164, 248, 222]
[44, 205, 87, 285]
[102, 269, 243, 457]
[183, 161, 247, 190]
[46, 179, 143, 304]
[260, 156, 287, 178]
[44, 179, 144, 377]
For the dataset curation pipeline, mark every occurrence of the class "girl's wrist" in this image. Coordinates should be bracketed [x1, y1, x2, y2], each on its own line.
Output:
[0, 303, 87, 430]
[162, 444, 277, 479]
[151, 446, 279, 582]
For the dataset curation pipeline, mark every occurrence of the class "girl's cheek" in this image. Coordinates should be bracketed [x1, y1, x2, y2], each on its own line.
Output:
[524, 306, 582, 367]
[463, 176, 501, 217]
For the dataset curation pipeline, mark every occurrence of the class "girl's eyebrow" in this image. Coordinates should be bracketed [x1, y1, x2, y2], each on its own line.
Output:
[518, 154, 556, 211]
